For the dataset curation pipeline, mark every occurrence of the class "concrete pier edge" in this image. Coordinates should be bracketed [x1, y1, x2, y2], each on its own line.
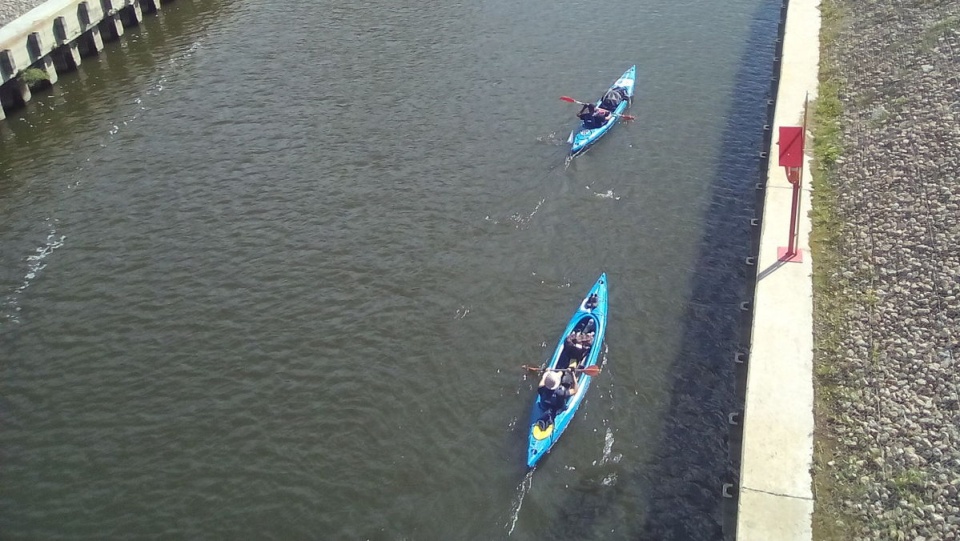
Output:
[0, 0, 168, 120]
[735, 0, 821, 539]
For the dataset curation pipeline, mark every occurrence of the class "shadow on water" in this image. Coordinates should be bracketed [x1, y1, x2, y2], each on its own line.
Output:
[543, 1, 783, 540]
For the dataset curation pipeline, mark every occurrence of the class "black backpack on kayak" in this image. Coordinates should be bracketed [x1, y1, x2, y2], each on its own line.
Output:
[601, 88, 627, 110]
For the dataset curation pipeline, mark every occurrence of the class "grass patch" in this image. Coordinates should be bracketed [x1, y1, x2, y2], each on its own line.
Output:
[920, 15, 960, 50]
[889, 467, 927, 495]
[19, 67, 51, 90]
[809, 0, 862, 539]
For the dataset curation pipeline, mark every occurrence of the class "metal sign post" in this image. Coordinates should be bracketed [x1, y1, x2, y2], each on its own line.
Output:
[775, 96, 808, 262]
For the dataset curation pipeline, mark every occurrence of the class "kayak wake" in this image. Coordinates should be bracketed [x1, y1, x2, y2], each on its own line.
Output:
[505, 468, 535, 536]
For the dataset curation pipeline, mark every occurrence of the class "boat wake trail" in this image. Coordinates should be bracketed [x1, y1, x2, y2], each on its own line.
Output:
[592, 346, 620, 484]
[106, 40, 204, 139]
[485, 198, 545, 229]
[597, 427, 617, 465]
[535, 131, 570, 147]
[595, 426, 622, 487]
[530, 272, 571, 290]
[504, 468, 536, 536]
[505, 468, 535, 536]
[586, 186, 621, 200]
[2, 220, 65, 326]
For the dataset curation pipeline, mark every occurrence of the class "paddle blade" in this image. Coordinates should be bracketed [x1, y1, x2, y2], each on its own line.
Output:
[578, 365, 601, 377]
[559, 96, 580, 104]
[620, 114, 636, 121]
[521, 365, 542, 372]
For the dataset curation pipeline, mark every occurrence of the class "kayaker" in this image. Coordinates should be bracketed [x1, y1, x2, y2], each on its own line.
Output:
[538, 369, 578, 414]
[577, 103, 610, 129]
[564, 331, 588, 363]
[581, 331, 595, 351]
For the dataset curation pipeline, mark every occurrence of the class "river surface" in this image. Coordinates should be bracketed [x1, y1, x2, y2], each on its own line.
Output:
[0, 0, 779, 539]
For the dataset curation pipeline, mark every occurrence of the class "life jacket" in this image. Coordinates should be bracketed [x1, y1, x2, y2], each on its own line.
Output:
[539, 386, 569, 411]
[580, 111, 605, 130]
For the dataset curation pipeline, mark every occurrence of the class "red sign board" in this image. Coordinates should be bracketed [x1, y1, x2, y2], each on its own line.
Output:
[778, 126, 804, 168]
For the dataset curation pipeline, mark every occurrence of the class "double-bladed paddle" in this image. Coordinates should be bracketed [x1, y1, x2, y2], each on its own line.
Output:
[560, 95, 589, 106]
[560, 96, 635, 121]
[521, 364, 602, 377]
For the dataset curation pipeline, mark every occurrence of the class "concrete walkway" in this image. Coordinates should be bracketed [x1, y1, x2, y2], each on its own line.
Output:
[736, 0, 821, 539]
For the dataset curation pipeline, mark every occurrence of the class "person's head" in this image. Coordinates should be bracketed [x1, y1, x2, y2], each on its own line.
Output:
[544, 371, 561, 390]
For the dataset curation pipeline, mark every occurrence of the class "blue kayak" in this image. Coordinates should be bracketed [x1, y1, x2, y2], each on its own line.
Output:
[526, 273, 608, 468]
[569, 66, 636, 156]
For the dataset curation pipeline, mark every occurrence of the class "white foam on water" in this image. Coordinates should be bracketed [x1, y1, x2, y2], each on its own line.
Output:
[485, 198, 544, 229]
[509, 198, 544, 228]
[584, 186, 621, 200]
[601, 427, 616, 462]
[4, 221, 66, 324]
[535, 131, 569, 147]
[505, 468, 534, 536]
[530, 272, 571, 290]
[106, 40, 203, 137]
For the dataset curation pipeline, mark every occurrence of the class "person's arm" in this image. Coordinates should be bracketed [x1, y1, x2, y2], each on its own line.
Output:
[565, 368, 580, 394]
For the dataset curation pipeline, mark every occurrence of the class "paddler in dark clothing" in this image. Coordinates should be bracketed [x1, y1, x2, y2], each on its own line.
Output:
[577, 103, 611, 129]
[538, 369, 579, 415]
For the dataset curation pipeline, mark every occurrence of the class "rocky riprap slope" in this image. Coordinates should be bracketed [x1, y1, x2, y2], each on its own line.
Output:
[0, 0, 48, 28]
[826, 0, 960, 539]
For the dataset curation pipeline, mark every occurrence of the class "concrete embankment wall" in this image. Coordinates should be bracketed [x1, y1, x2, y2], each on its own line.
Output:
[732, 0, 821, 539]
[0, 0, 170, 120]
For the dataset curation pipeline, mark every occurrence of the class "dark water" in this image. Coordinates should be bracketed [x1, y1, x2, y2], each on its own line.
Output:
[0, 0, 779, 538]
